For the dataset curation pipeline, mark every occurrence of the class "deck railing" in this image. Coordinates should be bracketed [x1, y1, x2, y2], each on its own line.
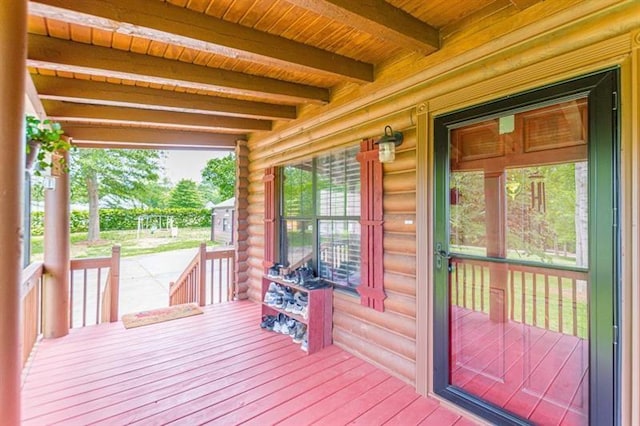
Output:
[451, 257, 588, 338]
[21, 262, 44, 368]
[169, 243, 235, 306]
[69, 245, 121, 328]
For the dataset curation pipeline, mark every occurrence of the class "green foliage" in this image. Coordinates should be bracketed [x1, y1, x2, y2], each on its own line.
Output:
[168, 179, 204, 209]
[25, 115, 72, 176]
[201, 153, 236, 203]
[70, 148, 164, 205]
[31, 208, 211, 236]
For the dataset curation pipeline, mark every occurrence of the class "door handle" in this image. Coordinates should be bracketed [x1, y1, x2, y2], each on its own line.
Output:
[435, 243, 452, 271]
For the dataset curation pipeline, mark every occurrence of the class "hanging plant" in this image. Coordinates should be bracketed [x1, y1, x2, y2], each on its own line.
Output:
[25, 115, 71, 176]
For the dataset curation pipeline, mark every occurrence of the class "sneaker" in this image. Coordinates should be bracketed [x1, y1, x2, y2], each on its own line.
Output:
[284, 299, 296, 313]
[300, 330, 308, 352]
[260, 315, 276, 330]
[291, 302, 304, 316]
[273, 313, 285, 333]
[283, 317, 296, 335]
[293, 323, 307, 343]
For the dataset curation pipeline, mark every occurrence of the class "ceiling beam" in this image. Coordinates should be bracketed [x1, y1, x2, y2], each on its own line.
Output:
[32, 75, 297, 121]
[28, 34, 330, 105]
[63, 124, 239, 149]
[29, 0, 373, 83]
[42, 100, 271, 133]
[292, 0, 439, 55]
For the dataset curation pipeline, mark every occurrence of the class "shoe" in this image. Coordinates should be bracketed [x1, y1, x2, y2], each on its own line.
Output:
[300, 331, 308, 352]
[293, 323, 307, 343]
[291, 302, 305, 316]
[273, 313, 285, 333]
[260, 315, 276, 330]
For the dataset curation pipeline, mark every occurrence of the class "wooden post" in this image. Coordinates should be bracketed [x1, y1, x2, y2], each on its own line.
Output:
[235, 139, 250, 300]
[198, 242, 206, 306]
[43, 148, 71, 338]
[485, 171, 508, 322]
[109, 245, 121, 322]
[0, 1, 27, 424]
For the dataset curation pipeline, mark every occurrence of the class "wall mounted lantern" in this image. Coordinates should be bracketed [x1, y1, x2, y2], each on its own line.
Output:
[375, 125, 403, 163]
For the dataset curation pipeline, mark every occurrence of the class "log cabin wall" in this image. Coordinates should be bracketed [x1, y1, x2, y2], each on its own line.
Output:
[245, 1, 640, 421]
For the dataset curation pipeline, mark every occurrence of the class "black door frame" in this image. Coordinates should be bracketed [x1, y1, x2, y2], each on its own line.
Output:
[432, 69, 620, 425]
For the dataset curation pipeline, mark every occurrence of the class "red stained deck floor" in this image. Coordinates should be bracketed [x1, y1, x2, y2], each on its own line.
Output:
[22, 301, 470, 425]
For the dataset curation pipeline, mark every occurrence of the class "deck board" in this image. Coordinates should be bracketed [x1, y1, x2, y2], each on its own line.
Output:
[22, 301, 469, 426]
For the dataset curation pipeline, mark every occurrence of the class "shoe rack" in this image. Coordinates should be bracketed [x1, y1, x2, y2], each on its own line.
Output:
[261, 275, 333, 354]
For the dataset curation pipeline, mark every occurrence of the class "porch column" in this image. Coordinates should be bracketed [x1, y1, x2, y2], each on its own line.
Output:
[0, 1, 27, 424]
[485, 170, 508, 322]
[43, 148, 71, 337]
[234, 139, 250, 300]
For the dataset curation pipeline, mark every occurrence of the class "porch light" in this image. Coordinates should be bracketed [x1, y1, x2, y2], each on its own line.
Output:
[375, 125, 403, 163]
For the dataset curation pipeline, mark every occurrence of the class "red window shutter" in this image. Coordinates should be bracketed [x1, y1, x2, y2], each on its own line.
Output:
[356, 138, 385, 311]
[263, 166, 276, 271]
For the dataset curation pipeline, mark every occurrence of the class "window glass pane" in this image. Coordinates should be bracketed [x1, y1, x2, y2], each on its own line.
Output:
[316, 148, 360, 217]
[318, 220, 361, 288]
[450, 170, 487, 256]
[282, 220, 313, 268]
[506, 162, 588, 267]
[283, 160, 313, 217]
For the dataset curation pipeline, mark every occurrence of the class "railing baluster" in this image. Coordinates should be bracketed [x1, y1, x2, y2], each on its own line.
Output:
[572, 278, 578, 336]
[480, 265, 485, 312]
[82, 269, 88, 327]
[509, 269, 515, 321]
[471, 264, 476, 311]
[532, 272, 537, 327]
[521, 272, 526, 323]
[69, 270, 74, 328]
[96, 267, 102, 325]
[545, 274, 550, 330]
[454, 259, 460, 306]
[462, 263, 467, 309]
[558, 277, 563, 334]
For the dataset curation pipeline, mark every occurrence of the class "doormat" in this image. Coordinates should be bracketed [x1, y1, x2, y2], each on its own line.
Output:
[121, 303, 203, 329]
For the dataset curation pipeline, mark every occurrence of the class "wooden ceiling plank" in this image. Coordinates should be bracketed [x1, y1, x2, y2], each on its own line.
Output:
[28, 34, 330, 104]
[31, 74, 297, 121]
[42, 99, 272, 132]
[62, 124, 239, 148]
[291, 0, 440, 55]
[29, 0, 374, 83]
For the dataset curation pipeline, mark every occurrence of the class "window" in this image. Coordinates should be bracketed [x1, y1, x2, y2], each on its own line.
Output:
[280, 147, 361, 289]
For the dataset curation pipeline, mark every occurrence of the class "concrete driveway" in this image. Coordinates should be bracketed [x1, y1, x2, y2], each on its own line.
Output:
[117, 247, 200, 316]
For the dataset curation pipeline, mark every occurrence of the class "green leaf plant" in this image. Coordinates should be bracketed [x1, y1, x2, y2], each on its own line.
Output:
[25, 115, 72, 176]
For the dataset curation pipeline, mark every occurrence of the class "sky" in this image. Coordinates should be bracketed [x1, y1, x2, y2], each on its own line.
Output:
[163, 150, 229, 184]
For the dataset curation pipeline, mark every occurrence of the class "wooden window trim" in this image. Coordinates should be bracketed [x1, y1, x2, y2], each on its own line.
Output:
[263, 166, 277, 271]
[356, 138, 386, 311]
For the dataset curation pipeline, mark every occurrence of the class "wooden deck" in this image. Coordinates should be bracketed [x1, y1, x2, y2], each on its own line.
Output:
[22, 301, 472, 425]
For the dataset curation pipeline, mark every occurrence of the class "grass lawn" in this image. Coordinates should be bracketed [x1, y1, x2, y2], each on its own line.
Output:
[30, 227, 218, 261]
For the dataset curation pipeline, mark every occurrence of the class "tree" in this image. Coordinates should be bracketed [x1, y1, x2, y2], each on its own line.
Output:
[201, 153, 236, 203]
[70, 148, 164, 242]
[168, 179, 204, 208]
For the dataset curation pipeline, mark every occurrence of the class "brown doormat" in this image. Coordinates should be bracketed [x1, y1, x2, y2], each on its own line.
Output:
[121, 303, 203, 329]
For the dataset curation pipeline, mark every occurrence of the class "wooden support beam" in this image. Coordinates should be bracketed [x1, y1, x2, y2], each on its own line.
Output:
[42, 100, 271, 133]
[29, 0, 373, 83]
[27, 34, 330, 105]
[62, 124, 239, 149]
[0, 1, 26, 424]
[32, 75, 297, 121]
[292, 0, 439, 55]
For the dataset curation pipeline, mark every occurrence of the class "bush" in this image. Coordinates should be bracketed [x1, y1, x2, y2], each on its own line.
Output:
[31, 208, 211, 235]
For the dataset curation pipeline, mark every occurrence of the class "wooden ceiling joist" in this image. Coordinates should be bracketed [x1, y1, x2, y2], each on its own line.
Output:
[31, 75, 297, 121]
[292, 0, 440, 55]
[42, 100, 271, 133]
[29, 0, 374, 83]
[63, 125, 239, 149]
[28, 34, 330, 105]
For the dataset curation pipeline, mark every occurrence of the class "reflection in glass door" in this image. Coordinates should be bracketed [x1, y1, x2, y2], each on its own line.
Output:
[434, 72, 618, 426]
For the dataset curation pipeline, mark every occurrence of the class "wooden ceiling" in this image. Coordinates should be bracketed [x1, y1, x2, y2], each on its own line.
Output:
[26, 0, 542, 150]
